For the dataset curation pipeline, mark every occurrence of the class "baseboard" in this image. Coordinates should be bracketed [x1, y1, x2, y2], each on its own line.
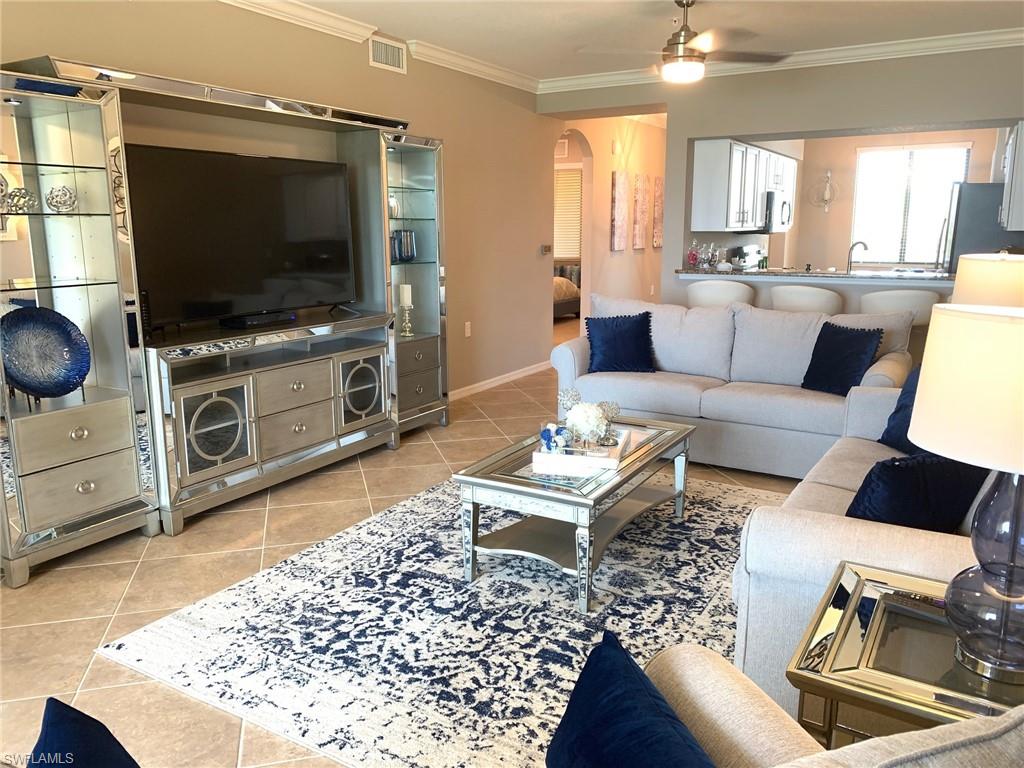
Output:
[449, 360, 552, 401]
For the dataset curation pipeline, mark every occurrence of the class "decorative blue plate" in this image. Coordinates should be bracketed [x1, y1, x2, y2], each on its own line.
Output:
[1, 307, 91, 398]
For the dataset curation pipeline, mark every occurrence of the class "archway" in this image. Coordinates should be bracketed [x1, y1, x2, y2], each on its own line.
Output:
[552, 128, 593, 348]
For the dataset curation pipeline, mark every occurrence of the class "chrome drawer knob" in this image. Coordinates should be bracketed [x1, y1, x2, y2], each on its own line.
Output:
[291, 380, 305, 392]
[415, 384, 424, 395]
[75, 480, 96, 495]
[69, 426, 89, 441]
[293, 422, 307, 434]
[414, 350, 424, 361]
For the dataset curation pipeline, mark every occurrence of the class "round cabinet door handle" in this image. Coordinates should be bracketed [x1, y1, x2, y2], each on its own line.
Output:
[75, 480, 96, 495]
[414, 351, 424, 361]
[415, 384, 424, 395]
[69, 426, 89, 441]
[291, 380, 305, 392]
[293, 422, 307, 434]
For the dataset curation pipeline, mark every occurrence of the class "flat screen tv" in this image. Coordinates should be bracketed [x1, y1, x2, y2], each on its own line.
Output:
[125, 144, 356, 335]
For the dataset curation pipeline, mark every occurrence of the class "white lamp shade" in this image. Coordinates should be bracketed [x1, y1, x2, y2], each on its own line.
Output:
[951, 253, 1024, 307]
[908, 304, 1024, 474]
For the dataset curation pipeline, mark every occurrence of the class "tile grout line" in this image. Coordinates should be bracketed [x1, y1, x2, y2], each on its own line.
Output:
[356, 450, 375, 517]
[71, 532, 154, 706]
[236, 719, 247, 768]
[257, 490, 272, 571]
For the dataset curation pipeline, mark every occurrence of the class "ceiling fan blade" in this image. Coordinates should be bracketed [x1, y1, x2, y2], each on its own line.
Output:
[576, 46, 664, 56]
[706, 50, 789, 64]
[689, 27, 757, 54]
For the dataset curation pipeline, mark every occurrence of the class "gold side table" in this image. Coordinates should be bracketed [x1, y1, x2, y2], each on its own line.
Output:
[787, 562, 1024, 749]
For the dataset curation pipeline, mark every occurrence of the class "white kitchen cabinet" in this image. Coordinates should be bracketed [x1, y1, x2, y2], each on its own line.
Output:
[1000, 121, 1024, 231]
[692, 138, 798, 232]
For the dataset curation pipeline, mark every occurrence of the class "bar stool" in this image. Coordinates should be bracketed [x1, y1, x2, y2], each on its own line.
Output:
[770, 285, 843, 314]
[687, 280, 754, 308]
[860, 289, 941, 326]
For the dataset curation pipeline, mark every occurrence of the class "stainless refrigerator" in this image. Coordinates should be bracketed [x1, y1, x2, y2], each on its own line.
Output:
[941, 182, 1024, 274]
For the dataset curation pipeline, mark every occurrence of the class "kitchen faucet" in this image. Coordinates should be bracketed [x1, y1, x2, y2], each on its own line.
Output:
[847, 241, 869, 272]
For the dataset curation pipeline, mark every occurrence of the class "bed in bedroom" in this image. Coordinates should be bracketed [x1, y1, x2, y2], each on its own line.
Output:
[553, 260, 581, 318]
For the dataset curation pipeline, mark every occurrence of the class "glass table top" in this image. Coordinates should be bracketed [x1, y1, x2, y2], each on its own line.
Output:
[453, 418, 695, 502]
[792, 563, 1024, 719]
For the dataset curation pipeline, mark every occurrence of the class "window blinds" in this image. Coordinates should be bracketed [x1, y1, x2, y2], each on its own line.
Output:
[554, 168, 583, 261]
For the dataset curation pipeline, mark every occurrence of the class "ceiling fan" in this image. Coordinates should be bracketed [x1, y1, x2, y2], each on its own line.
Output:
[581, 0, 790, 84]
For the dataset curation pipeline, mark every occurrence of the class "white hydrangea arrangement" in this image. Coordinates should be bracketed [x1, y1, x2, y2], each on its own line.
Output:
[565, 401, 609, 443]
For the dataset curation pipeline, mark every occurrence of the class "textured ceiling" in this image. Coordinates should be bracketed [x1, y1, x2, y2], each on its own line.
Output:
[308, 1, 1024, 79]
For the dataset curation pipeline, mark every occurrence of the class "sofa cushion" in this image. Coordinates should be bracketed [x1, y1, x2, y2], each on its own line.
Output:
[846, 453, 990, 534]
[831, 310, 914, 357]
[700, 382, 846, 436]
[591, 294, 734, 380]
[586, 312, 656, 373]
[802, 322, 883, 397]
[547, 631, 714, 768]
[730, 304, 826, 386]
[576, 371, 725, 418]
[804, 437, 906, 492]
[782, 482, 857, 516]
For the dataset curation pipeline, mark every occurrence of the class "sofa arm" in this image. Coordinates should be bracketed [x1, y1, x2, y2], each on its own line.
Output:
[551, 336, 590, 391]
[860, 350, 912, 388]
[646, 644, 822, 768]
[739, 506, 975, 588]
[843, 386, 901, 440]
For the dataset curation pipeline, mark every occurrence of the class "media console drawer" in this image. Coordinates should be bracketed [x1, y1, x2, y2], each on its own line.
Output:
[11, 396, 134, 475]
[256, 359, 333, 416]
[259, 400, 336, 460]
[398, 368, 441, 411]
[20, 448, 140, 533]
[396, 336, 439, 374]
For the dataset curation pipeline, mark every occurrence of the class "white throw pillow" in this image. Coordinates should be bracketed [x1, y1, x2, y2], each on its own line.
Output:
[830, 311, 914, 356]
[730, 303, 826, 386]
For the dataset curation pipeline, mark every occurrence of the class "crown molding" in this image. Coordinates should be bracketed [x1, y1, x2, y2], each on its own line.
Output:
[407, 40, 540, 93]
[218, 0, 377, 43]
[537, 27, 1024, 94]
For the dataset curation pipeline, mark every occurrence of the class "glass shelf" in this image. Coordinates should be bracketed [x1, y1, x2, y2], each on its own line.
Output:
[1, 277, 119, 292]
[388, 185, 435, 193]
[390, 259, 438, 267]
[2, 161, 107, 173]
[389, 217, 436, 222]
[2, 212, 112, 218]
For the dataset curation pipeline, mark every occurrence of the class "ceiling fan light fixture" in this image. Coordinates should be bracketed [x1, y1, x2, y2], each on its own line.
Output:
[661, 56, 705, 84]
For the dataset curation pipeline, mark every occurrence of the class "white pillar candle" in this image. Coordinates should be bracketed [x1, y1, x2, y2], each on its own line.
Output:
[399, 283, 413, 307]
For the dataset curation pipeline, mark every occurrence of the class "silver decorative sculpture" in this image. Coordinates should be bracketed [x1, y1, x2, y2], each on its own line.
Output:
[44, 184, 78, 213]
[4, 188, 38, 214]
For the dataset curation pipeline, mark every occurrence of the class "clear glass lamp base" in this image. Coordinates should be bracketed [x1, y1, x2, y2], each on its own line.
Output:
[945, 471, 1024, 685]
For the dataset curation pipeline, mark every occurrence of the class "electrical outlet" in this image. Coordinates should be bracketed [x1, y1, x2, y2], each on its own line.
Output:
[464, 321, 472, 338]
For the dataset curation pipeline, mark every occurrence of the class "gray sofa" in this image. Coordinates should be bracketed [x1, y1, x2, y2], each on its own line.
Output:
[551, 295, 915, 478]
[733, 385, 976, 716]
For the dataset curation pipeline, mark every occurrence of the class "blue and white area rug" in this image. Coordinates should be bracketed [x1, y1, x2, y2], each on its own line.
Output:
[100, 476, 785, 767]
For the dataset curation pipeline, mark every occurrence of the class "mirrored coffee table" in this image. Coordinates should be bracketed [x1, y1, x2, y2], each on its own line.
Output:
[452, 417, 695, 613]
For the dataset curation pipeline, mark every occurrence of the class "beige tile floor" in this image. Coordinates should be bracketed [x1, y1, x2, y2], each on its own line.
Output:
[0, 367, 795, 767]
[552, 316, 581, 348]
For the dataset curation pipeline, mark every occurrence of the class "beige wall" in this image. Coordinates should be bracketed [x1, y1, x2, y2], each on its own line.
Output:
[563, 116, 665, 315]
[0, 0, 564, 391]
[537, 47, 1024, 305]
[787, 128, 999, 272]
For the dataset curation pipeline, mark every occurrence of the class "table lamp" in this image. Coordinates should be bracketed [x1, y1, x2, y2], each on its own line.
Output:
[908, 303, 1024, 682]
[951, 253, 1024, 306]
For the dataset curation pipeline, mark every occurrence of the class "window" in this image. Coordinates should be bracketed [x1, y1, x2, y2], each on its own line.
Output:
[553, 166, 583, 261]
[850, 144, 970, 264]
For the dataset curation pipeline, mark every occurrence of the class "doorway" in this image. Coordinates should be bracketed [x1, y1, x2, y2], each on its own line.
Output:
[552, 129, 593, 349]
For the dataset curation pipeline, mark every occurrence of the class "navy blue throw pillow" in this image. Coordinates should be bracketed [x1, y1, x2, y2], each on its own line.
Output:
[878, 367, 922, 454]
[547, 631, 714, 768]
[585, 313, 656, 374]
[846, 452, 989, 534]
[802, 322, 883, 397]
[32, 698, 139, 768]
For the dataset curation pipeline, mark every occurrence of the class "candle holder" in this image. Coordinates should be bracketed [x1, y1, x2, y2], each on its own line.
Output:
[399, 304, 415, 337]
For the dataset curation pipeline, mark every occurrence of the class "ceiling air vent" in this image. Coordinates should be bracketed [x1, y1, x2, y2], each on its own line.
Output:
[369, 35, 407, 74]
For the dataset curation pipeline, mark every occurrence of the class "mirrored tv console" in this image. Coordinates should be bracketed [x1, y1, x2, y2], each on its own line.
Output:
[144, 309, 397, 535]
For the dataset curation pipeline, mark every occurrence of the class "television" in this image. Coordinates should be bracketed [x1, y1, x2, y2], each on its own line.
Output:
[125, 144, 357, 335]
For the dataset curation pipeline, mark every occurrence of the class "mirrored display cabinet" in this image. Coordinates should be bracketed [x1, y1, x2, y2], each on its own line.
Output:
[384, 134, 448, 430]
[0, 73, 158, 587]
